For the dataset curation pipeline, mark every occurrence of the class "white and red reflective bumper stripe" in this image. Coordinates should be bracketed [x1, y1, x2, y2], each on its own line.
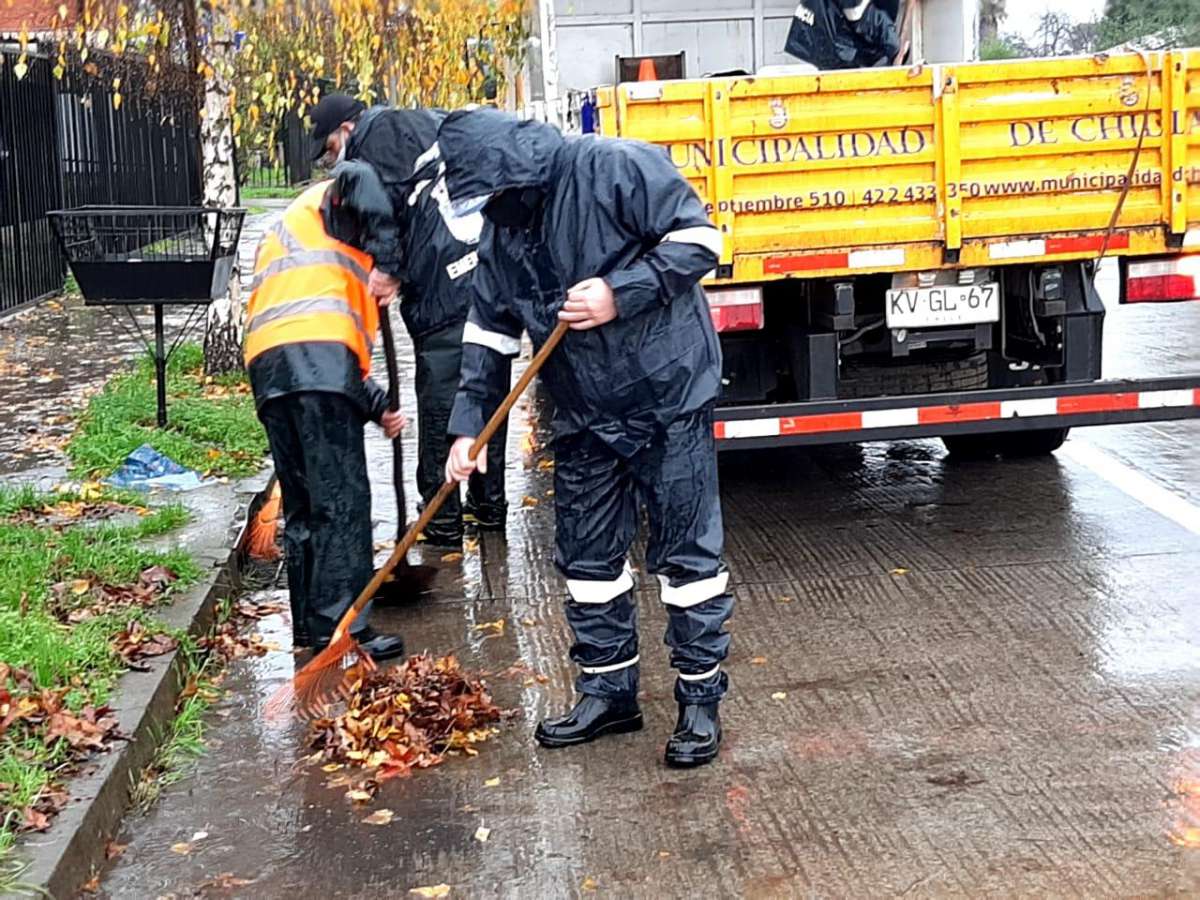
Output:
[765, 247, 905, 275]
[988, 233, 1130, 260]
[714, 388, 1200, 441]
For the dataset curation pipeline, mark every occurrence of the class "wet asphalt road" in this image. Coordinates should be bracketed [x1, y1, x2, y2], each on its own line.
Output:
[95, 287, 1200, 898]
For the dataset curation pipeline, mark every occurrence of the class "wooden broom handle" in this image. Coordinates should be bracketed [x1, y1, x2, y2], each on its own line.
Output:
[331, 320, 570, 639]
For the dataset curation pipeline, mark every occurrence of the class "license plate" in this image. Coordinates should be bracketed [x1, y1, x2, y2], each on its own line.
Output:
[885, 282, 1000, 329]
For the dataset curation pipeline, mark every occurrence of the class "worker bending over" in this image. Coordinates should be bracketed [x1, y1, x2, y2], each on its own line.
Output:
[244, 162, 406, 660]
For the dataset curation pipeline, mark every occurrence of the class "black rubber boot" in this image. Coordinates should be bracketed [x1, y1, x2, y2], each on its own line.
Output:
[463, 495, 507, 532]
[293, 626, 312, 650]
[664, 702, 721, 768]
[535, 695, 643, 748]
[314, 628, 406, 662]
[421, 521, 463, 550]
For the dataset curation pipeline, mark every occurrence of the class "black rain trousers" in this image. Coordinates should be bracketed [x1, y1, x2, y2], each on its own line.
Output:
[259, 392, 374, 642]
[554, 405, 732, 705]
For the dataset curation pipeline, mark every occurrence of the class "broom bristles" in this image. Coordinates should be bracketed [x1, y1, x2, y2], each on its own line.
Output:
[246, 482, 283, 561]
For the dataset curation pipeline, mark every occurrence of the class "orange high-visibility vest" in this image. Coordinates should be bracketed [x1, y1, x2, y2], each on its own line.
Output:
[244, 182, 378, 378]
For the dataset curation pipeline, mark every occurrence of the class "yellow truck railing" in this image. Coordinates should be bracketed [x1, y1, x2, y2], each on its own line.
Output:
[595, 50, 1197, 283]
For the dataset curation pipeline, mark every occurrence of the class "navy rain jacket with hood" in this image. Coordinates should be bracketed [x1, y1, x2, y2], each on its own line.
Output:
[784, 0, 899, 69]
[346, 106, 485, 339]
[436, 108, 725, 458]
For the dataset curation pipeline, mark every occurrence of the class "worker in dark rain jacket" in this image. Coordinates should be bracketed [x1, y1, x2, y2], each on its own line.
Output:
[784, 0, 899, 69]
[438, 108, 733, 768]
[308, 94, 510, 547]
[244, 162, 406, 661]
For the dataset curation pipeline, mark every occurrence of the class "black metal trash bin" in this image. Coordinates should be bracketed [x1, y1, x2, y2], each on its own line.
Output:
[46, 205, 246, 425]
[47, 205, 245, 304]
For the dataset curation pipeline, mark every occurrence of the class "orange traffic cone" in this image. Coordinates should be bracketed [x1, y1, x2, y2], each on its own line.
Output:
[637, 57, 658, 82]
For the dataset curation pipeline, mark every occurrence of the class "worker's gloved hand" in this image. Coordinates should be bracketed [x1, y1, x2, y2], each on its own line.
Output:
[558, 277, 617, 330]
[381, 410, 407, 440]
[369, 268, 401, 306]
[445, 435, 486, 483]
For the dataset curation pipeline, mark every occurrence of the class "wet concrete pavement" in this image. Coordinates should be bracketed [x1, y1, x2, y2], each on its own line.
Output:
[95, 287, 1200, 898]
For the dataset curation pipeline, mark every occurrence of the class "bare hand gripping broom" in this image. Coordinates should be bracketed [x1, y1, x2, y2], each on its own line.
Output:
[267, 320, 569, 719]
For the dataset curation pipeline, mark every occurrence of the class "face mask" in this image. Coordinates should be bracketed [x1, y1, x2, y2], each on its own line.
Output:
[484, 188, 543, 229]
[842, 0, 871, 22]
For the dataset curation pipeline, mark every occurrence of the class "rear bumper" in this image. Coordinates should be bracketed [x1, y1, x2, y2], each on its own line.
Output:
[715, 376, 1200, 450]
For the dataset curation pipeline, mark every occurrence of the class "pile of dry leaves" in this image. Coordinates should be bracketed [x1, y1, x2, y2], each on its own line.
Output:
[307, 654, 508, 798]
[0, 663, 121, 832]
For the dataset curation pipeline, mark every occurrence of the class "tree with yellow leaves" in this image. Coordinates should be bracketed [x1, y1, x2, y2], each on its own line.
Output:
[12, 0, 530, 374]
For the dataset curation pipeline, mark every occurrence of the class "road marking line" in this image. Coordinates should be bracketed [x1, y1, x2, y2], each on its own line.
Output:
[1060, 441, 1200, 537]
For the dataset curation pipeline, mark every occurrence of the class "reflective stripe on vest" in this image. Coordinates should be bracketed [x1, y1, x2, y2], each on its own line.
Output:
[250, 248, 371, 293]
[244, 182, 378, 375]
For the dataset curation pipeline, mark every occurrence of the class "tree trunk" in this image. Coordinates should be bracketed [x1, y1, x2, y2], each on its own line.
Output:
[197, 5, 243, 376]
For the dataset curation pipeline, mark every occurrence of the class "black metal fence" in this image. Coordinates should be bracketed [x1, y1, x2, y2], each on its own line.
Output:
[0, 49, 201, 314]
[237, 112, 311, 190]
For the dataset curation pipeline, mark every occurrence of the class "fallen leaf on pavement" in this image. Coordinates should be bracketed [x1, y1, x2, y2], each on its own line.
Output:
[105, 839, 128, 860]
[410, 886, 451, 899]
[363, 809, 395, 825]
[441, 552, 463, 562]
[80, 875, 101, 893]
[322, 763, 344, 773]
[536, 458, 554, 471]
[191, 830, 209, 842]
[345, 789, 375, 804]
[582, 877, 599, 891]
[771, 692, 788, 701]
[776, 596, 794, 604]
[521, 495, 539, 508]
[520, 618, 535, 627]
[464, 537, 479, 553]
[198, 873, 256, 890]
[473, 619, 505, 636]
[658, 850, 671, 859]
[170, 841, 192, 855]
[484, 777, 501, 787]
[890, 567, 910, 576]
[750, 656, 768, 665]
[474, 825, 491, 842]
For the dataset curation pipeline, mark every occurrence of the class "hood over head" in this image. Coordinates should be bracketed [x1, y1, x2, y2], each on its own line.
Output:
[346, 106, 444, 186]
[437, 107, 566, 203]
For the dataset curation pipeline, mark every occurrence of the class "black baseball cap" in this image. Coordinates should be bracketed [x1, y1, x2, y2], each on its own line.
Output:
[308, 94, 366, 161]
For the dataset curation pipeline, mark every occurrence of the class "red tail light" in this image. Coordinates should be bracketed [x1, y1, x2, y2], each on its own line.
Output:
[705, 287, 763, 332]
[1124, 257, 1200, 303]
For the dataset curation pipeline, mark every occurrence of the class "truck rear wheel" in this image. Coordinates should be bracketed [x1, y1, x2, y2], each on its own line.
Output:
[839, 351, 989, 399]
[942, 427, 1069, 460]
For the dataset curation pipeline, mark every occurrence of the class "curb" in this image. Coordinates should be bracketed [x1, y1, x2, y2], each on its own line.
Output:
[10, 472, 273, 900]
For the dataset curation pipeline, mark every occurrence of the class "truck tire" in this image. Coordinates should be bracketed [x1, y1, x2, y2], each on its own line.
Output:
[838, 351, 989, 399]
[943, 427, 1069, 460]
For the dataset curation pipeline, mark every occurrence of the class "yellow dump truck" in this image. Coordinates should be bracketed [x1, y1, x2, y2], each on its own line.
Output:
[595, 50, 1200, 455]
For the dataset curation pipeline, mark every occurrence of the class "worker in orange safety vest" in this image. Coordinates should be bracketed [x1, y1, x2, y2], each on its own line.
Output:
[244, 165, 406, 660]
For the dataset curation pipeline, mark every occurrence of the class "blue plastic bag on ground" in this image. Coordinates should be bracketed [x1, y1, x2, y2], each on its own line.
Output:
[106, 444, 208, 492]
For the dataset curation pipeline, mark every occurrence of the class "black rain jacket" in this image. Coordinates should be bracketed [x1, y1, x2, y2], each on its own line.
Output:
[437, 108, 724, 458]
[345, 106, 484, 339]
[247, 168, 391, 424]
[784, 0, 899, 69]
